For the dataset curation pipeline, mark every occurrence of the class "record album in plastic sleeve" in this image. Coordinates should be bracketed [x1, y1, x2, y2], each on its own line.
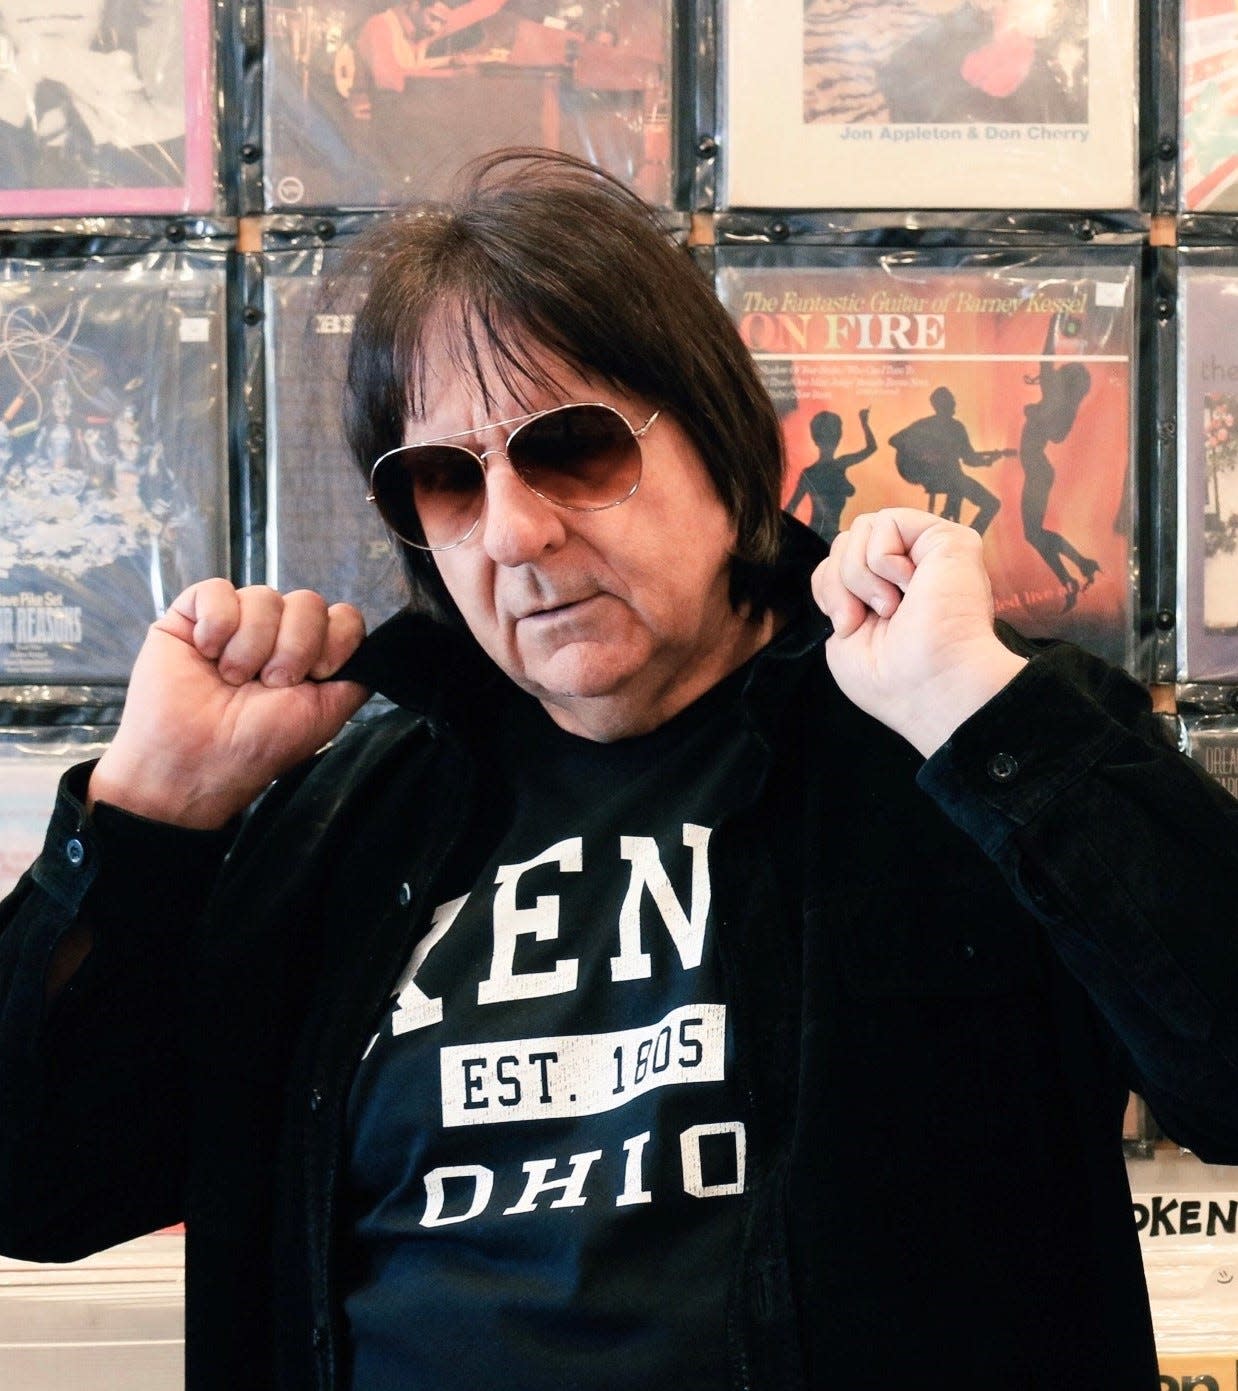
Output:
[715, 247, 1139, 669]
[1180, 0, 1238, 213]
[722, 0, 1137, 210]
[1179, 712, 1238, 799]
[263, 0, 674, 210]
[0, 0, 216, 217]
[264, 248, 408, 629]
[1177, 261, 1238, 683]
[0, 254, 228, 685]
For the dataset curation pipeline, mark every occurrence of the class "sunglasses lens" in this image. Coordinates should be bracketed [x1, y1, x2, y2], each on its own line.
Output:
[508, 404, 641, 509]
[373, 444, 484, 549]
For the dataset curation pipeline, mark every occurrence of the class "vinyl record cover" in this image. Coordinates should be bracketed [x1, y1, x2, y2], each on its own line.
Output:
[0, 255, 228, 684]
[0, 729, 113, 897]
[0, 0, 216, 217]
[265, 249, 408, 629]
[722, 0, 1136, 209]
[1179, 712, 1238, 798]
[1177, 264, 1238, 682]
[263, 0, 673, 210]
[715, 249, 1138, 667]
[1181, 0, 1238, 213]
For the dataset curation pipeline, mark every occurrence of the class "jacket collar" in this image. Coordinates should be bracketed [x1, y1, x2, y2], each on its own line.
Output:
[332, 514, 832, 730]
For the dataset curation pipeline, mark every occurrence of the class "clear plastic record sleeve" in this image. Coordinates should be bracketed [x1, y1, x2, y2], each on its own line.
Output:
[261, 0, 676, 210]
[714, 246, 1141, 670]
[0, 252, 228, 686]
[1177, 710, 1238, 800]
[0, 726, 114, 899]
[1175, 257, 1238, 683]
[1179, 0, 1238, 213]
[261, 246, 408, 630]
[0, 0, 216, 217]
[720, 0, 1138, 210]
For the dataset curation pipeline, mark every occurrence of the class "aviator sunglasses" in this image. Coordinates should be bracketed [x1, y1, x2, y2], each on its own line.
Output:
[367, 401, 660, 551]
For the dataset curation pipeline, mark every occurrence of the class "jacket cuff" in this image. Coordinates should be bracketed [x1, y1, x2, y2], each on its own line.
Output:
[31, 762, 234, 933]
[916, 652, 1130, 855]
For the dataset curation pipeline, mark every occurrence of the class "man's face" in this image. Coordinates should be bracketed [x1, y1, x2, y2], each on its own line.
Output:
[415, 341, 756, 740]
[0, 0, 104, 47]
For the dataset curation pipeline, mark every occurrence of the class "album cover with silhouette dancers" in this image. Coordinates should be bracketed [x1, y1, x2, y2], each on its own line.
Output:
[1180, 0, 1238, 213]
[0, 0, 216, 217]
[722, 0, 1136, 209]
[0, 254, 228, 684]
[262, 0, 674, 210]
[263, 248, 409, 629]
[714, 248, 1139, 668]
[1177, 262, 1238, 682]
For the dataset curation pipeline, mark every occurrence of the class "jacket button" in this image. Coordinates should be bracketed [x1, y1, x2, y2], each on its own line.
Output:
[309, 1088, 323, 1114]
[397, 882, 411, 907]
[311, 1325, 325, 1350]
[65, 838, 85, 867]
[986, 752, 1019, 783]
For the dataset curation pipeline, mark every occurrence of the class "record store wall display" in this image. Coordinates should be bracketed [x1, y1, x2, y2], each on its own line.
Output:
[720, 0, 1139, 211]
[1179, 0, 1238, 213]
[0, 251, 229, 686]
[714, 245, 1141, 671]
[1175, 253, 1238, 683]
[261, 0, 677, 212]
[258, 244, 409, 630]
[1178, 710, 1238, 797]
[0, 0, 218, 218]
[0, 727, 114, 897]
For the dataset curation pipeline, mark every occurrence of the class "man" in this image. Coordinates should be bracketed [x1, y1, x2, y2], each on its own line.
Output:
[1, 150, 1236, 1390]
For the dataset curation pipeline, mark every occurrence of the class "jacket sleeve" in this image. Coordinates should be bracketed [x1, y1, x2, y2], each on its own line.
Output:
[0, 762, 234, 1261]
[917, 642, 1238, 1163]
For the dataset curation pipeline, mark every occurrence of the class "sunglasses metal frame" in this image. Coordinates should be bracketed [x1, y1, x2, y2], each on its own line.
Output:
[367, 401, 660, 551]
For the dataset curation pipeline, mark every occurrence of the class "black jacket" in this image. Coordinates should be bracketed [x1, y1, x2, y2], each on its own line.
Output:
[3, 526, 1238, 1389]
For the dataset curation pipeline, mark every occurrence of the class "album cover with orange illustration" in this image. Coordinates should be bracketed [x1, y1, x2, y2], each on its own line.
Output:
[714, 247, 1140, 669]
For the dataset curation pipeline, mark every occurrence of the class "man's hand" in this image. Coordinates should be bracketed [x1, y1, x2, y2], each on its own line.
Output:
[811, 509, 1027, 758]
[88, 581, 369, 829]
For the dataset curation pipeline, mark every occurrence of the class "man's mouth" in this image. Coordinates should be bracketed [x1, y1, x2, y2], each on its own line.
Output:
[518, 593, 600, 621]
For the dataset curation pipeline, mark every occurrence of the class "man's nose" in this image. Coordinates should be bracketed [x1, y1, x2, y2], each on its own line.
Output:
[478, 453, 566, 565]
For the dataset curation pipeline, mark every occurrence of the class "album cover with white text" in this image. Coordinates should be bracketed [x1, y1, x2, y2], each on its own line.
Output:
[722, 0, 1137, 209]
[714, 246, 1139, 668]
[0, 253, 228, 684]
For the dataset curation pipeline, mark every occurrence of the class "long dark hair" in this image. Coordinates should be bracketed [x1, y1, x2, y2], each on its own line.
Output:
[341, 148, 786, 623]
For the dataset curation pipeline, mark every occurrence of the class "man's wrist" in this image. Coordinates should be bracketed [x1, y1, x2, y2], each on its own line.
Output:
[902, 646, 1029, 759]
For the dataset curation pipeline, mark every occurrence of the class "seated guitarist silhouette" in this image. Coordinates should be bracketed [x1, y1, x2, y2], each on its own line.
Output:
[888, 386, 1013, 535]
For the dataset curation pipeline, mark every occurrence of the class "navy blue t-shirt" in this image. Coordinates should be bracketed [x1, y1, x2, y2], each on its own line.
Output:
[342, 673, 754, 1389]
